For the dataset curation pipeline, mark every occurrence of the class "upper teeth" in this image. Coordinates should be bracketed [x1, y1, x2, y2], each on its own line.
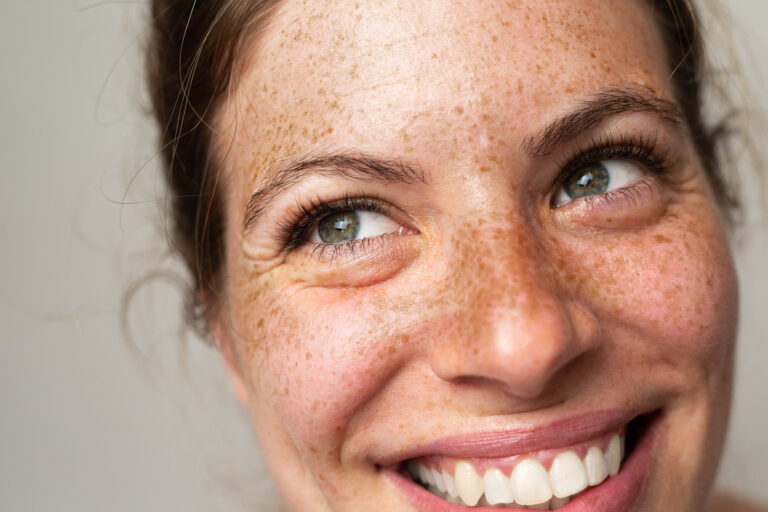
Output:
[408, 433, 624, 509]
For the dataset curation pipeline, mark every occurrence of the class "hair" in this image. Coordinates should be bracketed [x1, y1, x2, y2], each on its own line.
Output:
[146, 0, 739, 335]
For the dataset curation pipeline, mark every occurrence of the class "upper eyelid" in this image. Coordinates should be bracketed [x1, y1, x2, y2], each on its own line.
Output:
[243, 153, 427, 234]
[522, 85, 685, 157]
[556, 134, 672, 179]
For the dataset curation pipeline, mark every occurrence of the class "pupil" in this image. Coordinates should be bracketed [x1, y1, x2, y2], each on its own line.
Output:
[564, 163, 610, 199]
[318, 211, 360, 243]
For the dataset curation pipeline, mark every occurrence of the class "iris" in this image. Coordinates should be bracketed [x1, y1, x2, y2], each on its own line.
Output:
[318, 211, 361, 243]
[563, 163, 610, 199]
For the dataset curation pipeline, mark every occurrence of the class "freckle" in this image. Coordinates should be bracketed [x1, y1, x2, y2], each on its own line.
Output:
[453, 105, 464, 115]
[306, 352, 312, 360]
[492, 35, 498, 42]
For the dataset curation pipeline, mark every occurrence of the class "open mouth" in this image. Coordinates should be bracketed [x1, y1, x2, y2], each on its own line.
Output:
[394, 412, 658, 510]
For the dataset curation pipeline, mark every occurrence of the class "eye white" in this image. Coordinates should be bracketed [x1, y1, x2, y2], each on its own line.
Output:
[555, 159, 645, 207]
[309, 210, 400, 243]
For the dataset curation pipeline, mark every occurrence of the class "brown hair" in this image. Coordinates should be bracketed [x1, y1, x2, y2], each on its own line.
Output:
[146, 0, 738, 333]
[147, 0, 280, 332]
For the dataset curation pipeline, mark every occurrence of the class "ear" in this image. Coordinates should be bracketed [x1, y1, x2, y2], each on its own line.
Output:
[208, 316, 250, 409]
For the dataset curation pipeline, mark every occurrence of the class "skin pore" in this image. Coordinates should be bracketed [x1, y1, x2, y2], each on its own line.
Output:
[210, 0, 739, 510]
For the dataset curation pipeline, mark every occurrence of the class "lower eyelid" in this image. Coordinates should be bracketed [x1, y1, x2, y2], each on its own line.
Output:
[306, 234, 395, 263]
[552, 177, 666, 233]
[579, 177, 661, 212]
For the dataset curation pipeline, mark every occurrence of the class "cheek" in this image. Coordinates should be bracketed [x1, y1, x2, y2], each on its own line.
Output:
[231, 277, 421, 455]
[560, 205, 738, 381]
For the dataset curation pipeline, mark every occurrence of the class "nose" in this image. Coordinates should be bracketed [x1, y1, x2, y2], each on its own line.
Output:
[428, 225, 600, 400]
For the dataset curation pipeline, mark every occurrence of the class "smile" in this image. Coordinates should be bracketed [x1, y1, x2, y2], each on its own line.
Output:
[406, 432, 622, 509]
[386, 411, 659, 511]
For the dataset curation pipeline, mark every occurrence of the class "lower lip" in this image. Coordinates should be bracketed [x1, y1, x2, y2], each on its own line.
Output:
[382, 415, 660, 512]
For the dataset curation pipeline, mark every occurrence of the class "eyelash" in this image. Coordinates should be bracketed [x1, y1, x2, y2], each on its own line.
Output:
[275, 194, 392, 253]
[553, 133, 672, 206]
[278, 134, 673, 253]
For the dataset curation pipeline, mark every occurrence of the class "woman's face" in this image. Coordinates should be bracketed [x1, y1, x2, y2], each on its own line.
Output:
[213, 0, 738, 510]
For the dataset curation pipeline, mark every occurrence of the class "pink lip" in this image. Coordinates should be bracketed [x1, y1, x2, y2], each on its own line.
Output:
[383, 412, 660, 512]
[378, 409, 640, 467]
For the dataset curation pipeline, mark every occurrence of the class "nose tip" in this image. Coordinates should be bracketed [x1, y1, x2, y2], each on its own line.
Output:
[429, 296, 600, 399]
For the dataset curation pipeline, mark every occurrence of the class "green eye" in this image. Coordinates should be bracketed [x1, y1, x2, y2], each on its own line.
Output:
[317, 211, 360, 243]
[555, 159, 644, 207]
[563, 163, 610, 199]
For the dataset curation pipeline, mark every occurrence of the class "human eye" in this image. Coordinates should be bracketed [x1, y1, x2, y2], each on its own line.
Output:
[552, 135, 672, 209]
[309, 209, 400, 244]
[278, 195, 414, 259]
[555, 159, 644, 207]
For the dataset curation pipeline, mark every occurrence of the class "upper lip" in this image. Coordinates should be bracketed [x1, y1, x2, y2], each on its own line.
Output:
[377, 408, 643, 467]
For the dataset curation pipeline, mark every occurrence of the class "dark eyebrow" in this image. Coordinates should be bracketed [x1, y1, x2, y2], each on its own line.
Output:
[522, 86, 685, 157]
[243, 152, 426, 231]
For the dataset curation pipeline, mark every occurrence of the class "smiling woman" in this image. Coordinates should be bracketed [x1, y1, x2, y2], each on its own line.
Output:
[146, 0, 758, 511]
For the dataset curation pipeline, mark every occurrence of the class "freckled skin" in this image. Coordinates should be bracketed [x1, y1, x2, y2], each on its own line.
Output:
[211, 1, 738, 511]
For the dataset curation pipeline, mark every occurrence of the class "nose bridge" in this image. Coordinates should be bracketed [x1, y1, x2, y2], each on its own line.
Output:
[456, 217, 550, 314]
[430, 219, 596, 399]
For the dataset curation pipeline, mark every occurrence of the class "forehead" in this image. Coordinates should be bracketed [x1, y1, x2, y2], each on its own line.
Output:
[226, 0, 671, 174]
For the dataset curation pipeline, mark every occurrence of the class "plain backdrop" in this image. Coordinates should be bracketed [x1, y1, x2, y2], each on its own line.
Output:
[1, 1, 766, 510]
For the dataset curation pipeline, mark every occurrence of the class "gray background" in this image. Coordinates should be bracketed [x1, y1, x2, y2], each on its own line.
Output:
[1, 1, 766, 510]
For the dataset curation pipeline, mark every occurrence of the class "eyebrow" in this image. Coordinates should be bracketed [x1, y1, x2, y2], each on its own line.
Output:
[243, 87, 683, 231]
[243, 152, 426, 230]
[522, 86, 685, 157]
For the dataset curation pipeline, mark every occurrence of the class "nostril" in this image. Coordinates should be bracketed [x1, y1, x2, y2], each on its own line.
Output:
[427, 286, 601, 400]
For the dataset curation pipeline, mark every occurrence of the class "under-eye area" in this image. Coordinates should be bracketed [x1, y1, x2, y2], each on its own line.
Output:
[391, 413, 659, 510]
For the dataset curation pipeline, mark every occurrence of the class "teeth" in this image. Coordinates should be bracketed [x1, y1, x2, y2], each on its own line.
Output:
[443, 469, 458, 498]
[417, 464, 431, 487]
[549, 451, 588, 498]
[483, 468, 515, 505]
[605, 434, 622, 476]
[584, 446, 609, 485]
[409, 432, 626, 508]
[445, 493, 462, 505]
[455, 461, 484, 506]
[510, 459, 553, 506]
[432, 467, 447, 493]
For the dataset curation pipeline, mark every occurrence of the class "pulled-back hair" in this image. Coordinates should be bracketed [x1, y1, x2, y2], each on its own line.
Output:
[146, 0, 737, 332]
